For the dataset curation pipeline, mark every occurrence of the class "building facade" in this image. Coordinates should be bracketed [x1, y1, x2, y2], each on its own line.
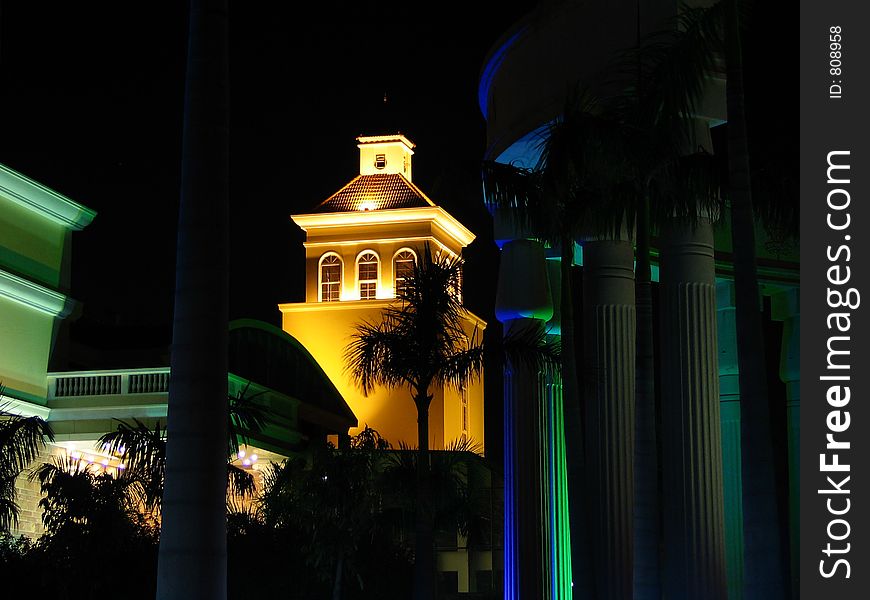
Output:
[280, 134, 487, 452]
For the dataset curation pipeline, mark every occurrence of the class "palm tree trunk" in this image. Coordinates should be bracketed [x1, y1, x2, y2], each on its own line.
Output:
[156, 1, 229, 598]
[414, 391, 435, 600]
[559, 235, 593, 598]
[724, 1, 785, 597]
[633, 195, 660, 599]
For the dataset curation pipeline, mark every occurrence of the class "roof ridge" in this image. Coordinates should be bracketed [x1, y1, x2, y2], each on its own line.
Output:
[310, 173, 434, 214]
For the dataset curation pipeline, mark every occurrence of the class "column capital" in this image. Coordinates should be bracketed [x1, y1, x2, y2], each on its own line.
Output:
[495, 238, 554, 323]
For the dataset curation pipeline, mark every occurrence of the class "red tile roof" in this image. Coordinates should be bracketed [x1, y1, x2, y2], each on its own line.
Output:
[313, 173, 435, 213]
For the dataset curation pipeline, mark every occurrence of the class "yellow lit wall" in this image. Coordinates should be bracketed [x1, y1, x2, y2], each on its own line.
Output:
[357, 135, 415, 180]
[280, 302, 485, 450]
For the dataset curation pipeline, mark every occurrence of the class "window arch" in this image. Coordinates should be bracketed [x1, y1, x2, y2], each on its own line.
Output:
[356, 251, 380, 300]
[318, 253, 342, 302]
[393, 248, 417, 297]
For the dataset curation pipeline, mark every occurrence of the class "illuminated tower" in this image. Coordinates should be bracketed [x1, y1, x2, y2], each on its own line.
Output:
[280, 134, 487, 452]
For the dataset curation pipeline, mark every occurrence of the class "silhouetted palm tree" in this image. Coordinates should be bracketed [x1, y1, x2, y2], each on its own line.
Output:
[345, 247, 484, 600]
[0, 395, 54, 531]
[259, 427, 392, 600]
[98, 389, 268, 514]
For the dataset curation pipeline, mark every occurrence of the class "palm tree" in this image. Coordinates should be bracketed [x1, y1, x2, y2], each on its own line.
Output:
[156, 0, 229, 597]
[259, 427, 393, 600]
[0, 395, 54, 532]
[345, 247, 484, 600]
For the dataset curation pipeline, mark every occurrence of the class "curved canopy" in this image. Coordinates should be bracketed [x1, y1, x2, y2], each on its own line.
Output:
[229, 319, 356, 431]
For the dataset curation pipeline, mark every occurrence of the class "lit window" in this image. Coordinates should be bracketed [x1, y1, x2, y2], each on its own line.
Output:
[320, 254, 341, 302]
[393, 250, 416, 297]
[358, 252, 379, 299]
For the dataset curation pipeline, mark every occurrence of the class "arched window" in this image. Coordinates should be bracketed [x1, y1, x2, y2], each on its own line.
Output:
[393, 249, 417, 297]
[319, 254, 342, 302]
[357, 251, 379, 300]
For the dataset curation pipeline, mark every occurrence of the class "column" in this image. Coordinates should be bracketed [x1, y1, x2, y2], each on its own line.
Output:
[717, 281, 744, 599]
[659, 218, 727, 599]
[496, 238, 554, 600]
[545, 258, 574, 599]
[772, 288, 799, 599]
[582, 238, 636, 600]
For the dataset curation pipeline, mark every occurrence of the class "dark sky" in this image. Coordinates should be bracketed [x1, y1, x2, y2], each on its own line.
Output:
[0, 1, 533, 362]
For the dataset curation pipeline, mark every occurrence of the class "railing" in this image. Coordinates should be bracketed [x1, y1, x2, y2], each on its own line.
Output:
[48, 368, 170, 399]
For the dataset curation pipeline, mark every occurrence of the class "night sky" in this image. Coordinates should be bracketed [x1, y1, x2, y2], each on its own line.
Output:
[0, 1, 531, 366]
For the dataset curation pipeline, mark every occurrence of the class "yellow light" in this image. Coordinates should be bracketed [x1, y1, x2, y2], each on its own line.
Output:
[358, 200, 377, 212]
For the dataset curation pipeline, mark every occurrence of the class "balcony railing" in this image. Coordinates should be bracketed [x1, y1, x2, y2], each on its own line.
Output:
[48, 368, 170, 399]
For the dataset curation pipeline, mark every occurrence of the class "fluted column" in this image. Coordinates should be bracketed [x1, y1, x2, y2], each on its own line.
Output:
[582, 239, 636, 600]
[545, 259, 574, 599]
[660, 218, 727, 599]
[772, 289, 799, 599]
[496, 239, 555, 600]
[717, 281, 744, 599]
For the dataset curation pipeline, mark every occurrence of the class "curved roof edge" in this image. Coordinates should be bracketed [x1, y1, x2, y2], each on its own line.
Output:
[229, 318, 357, 428]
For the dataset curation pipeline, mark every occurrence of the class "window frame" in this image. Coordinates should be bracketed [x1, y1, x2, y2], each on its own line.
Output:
[392, 247, 418, 298]
[318, 252, 343, 302]
[356, 250, 380, 300]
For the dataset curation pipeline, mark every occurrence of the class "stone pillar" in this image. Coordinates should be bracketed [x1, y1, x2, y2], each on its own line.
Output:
[582, 239, 636, 600]
[659, 218, 727, 599]
[496, 239, 554, 600]
[716, 281, 744, 599]
[772, 288, 799, 599]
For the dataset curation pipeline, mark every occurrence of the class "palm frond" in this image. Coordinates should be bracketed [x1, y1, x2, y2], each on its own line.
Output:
[0, 396, 54, 532]
[346, 245, 482, 400]
[228, 382, 272, 456]
[0, 412, 54, 478]
[436, 345, 484, 393]
[98, 419, 166, 512]
[226, 463, 256, 501]
[502, 321, 562, 377]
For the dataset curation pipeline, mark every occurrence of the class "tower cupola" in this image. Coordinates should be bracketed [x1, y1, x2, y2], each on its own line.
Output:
[357, 134, 415, 181]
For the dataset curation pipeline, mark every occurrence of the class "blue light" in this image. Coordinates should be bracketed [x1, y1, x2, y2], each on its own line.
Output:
[479, 27, 528, 120]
